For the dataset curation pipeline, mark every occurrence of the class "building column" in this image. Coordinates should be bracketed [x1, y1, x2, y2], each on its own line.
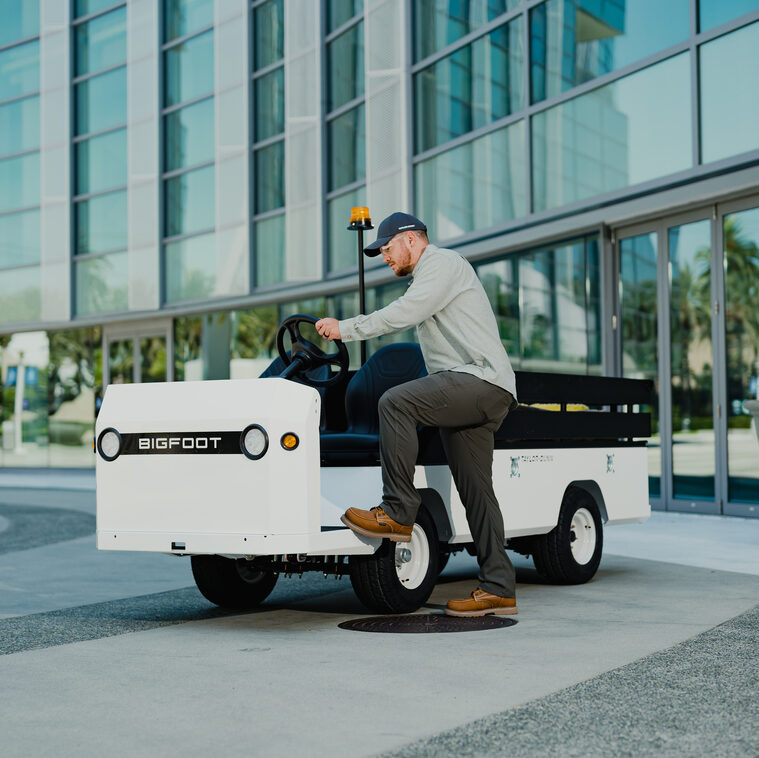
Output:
[127, 0, 160, 311]
[214, 0, 250, 296]
[364, 0, 409, 219]
[284, 0, 322, 281]
[39, 0, 71, 321]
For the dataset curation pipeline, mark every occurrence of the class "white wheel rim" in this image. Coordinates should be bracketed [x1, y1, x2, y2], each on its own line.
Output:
[569, 508, 597, 565]
[395, 524, 430, 590]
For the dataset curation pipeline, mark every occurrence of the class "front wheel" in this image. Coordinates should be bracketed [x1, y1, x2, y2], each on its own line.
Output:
[349, 507, 439, 614]
[191, 555, 278, 610]
[532, 488, 603, 584]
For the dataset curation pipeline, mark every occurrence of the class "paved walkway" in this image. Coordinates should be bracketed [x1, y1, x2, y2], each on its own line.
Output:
[0, 471, 757, 757]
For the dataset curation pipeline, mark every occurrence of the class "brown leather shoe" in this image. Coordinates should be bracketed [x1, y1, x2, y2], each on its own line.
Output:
[445, 588, 518, 617]
[341, 506, 413, 542]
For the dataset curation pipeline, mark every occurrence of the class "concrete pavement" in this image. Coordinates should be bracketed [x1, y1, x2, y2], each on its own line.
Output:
[0, 469, 757, 757]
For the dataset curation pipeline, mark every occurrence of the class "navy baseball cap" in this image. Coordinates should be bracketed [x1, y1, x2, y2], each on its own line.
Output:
[363, 212, 427, 257]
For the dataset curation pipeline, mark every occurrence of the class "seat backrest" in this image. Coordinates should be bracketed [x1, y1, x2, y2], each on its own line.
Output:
[345, 342, 427, 434]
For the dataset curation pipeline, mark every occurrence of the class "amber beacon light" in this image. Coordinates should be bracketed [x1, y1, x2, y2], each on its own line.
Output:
[347, 206, 373, 230]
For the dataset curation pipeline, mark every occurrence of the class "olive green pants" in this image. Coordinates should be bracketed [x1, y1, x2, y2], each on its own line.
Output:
[378, 371, 516, 598]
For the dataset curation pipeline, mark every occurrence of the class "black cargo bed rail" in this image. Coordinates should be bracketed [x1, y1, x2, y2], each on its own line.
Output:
[496, 372, 653, 444]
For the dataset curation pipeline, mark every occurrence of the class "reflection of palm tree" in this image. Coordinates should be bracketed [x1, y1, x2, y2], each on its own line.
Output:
[722, 216, 759, 407]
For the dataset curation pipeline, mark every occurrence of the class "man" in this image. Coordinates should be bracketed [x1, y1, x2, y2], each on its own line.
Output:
[315, 211, 518, 617]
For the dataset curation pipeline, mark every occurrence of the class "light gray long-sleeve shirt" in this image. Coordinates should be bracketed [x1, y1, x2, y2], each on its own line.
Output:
[338, 243, 518, 403]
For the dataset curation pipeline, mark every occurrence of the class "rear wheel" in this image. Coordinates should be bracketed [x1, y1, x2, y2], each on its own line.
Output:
[532, 488, 603, 584]
[191, 555, 278, 610]
[350, 507, 439, 614]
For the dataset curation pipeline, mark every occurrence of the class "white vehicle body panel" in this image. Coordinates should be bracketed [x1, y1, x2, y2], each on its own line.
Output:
[96, 378, 650, 557]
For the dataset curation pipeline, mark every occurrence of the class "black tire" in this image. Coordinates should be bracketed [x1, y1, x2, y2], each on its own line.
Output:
[532, 488, 603, 584]
[191, 555, 278, 610]
[349, 507, 439, 614]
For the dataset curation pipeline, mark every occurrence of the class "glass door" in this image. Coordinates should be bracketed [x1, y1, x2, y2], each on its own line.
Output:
[721, 201, 759, 514]
[615, 213, 720, 513]
[617, 230, 662, 503]
[104, 320, 171, 387]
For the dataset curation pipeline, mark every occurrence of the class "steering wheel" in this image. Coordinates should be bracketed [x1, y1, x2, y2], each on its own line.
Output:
[276, 314, 350, 387]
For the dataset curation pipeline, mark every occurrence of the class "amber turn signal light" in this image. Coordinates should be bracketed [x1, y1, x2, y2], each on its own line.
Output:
[281, 433, 299, 450]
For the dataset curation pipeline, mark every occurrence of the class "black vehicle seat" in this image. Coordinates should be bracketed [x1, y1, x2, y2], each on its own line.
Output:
[320, 342, 427, 464]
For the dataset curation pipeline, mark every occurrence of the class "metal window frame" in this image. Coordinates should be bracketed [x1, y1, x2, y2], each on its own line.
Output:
[0, 34, 40, 54]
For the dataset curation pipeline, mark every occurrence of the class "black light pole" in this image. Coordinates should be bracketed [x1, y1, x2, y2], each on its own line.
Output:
[347, 206, 373, 365]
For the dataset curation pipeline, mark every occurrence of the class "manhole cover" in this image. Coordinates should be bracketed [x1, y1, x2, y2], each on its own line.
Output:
[338, 613, 517, 634]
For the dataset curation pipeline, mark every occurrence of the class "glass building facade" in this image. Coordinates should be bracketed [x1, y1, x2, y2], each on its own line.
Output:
[1, 0, 758, 519]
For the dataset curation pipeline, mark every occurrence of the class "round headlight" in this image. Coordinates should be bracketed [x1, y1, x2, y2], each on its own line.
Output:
[97, 428, 122, 461]
[240, 424, 268, 460]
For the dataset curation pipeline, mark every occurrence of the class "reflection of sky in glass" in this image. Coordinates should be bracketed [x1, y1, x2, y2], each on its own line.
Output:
[533, 53, 691, 212]
[700, 0, 759, 32]
[700, 21, 759, 164]
[531, 0, 689, 102]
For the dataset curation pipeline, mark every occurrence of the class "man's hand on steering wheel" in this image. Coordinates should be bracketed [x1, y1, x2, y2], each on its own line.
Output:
[315, 318, 341, 342]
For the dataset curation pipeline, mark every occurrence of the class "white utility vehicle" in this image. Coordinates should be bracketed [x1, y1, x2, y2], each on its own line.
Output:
[96, 314, 652, 613]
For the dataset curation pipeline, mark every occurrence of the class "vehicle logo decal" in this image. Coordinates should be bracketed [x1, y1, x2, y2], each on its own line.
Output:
[119, 431, 243, 455]
[606, 454, 616, 473]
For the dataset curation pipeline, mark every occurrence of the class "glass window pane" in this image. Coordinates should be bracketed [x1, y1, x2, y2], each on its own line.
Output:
[531, 0, 689, 104]
[76, 128, 126, 195]
[230, 306, 279, 377]
[140, 336, 167, 383]
[165, 164, 214, 238]
[75, 189, 127, 255]
[700, 0, 759, 32]
[700, 21, 759, 164]
[164, 29, 214, 107]
[724, 206, 759, 503]
[48, 327, 102, 469]
[532, 53, 691, 213]
[669, 220, 715, 500]
[165, 232, 216, 303]
[0, 95, 39, 156]
[254, 0, 284, 70]
[0, 0, 39, 47]
[0, 208, 40, 267]
[254, 213, 285, 288]
[415, 119, 526, 240]
[0, 264, 41, 322]
[619, 232, 660, 497]
[75, 0, 121, 18]
[415, 18, 523, 153]
[164, 0, 213, 42]
[328, 22, 364, 111]
[414, 0, 521, 61]
[477, 257, 521, 365]
[0, 40, 39, 101]
[327, 0, 363, 32]
[518, 240, 590, 372]
[164, 97, 214, 171]
[328, 187, 365, 272]
[0, 152, 39, 212]
[254, 68, 284, 142]
[75, 66, 126, 136]
[75, 251, 128, 315]
[328, 105, 365, 191]
[254, 141, 284, 214]
[74, 7, 127, 77]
